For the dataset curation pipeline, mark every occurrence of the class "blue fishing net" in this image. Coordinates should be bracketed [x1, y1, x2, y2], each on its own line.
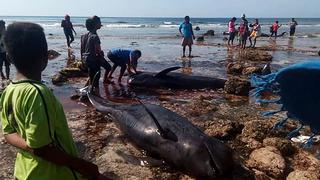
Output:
[251, 61, 320, 148]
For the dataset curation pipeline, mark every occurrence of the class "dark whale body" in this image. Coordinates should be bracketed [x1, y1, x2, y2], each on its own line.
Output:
[128, 67, 226, 90]
[88, 93, 234, 179]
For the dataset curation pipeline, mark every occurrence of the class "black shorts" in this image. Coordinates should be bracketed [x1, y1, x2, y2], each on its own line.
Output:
[229, 32, 236, 41]
[85, 56, 111, 87]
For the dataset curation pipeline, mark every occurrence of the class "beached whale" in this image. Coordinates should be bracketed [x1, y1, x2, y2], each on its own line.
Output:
[128, 67, 226, 90]
[87, 92, 234, 179]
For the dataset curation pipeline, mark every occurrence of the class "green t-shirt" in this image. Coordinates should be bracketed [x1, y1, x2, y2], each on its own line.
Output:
[0, 80, 84, 180]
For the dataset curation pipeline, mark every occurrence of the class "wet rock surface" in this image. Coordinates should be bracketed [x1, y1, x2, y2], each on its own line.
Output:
[246, 146, 286, 179]
[204, 30, 215, 36]
[52, 60, 88, 85]
[48, 49, 61, 60]
[287, 170, 320, 180]
[224, 77, 251, 96]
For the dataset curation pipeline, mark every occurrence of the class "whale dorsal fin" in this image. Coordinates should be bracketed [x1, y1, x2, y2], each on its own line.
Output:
[154, 67, 181, 78]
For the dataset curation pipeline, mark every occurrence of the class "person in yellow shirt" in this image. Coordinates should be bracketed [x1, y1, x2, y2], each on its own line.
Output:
[0, 22, 108, 180]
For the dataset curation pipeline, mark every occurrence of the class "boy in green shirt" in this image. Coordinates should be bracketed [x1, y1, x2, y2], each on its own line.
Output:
[0, 22, 108, 179]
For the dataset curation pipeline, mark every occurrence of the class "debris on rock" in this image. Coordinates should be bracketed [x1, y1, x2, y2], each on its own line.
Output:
[224, 77, 251, 96]
[242, 66, 263, 76]
[263, 137, 296, 156]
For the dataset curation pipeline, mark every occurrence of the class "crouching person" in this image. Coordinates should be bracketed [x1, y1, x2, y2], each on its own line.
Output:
[0, 22, 108, 180]
[107, 49, 142, 83]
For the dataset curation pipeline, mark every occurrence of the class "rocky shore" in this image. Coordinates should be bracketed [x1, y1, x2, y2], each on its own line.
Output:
[1, 47, 319, 180]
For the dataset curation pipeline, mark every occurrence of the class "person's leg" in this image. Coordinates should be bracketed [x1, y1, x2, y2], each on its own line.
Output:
[249, 36, 252, 47]
[4, 54, 10, 79]
[231, 33, 235, 46]
[188, 45, 192, 57]
[65, 33, 70, 47]
[182, 46, 186, 57]
[275, 31, 278, 39]
[108, 64, 118, 79]
[0, 53, 4, 79]
[69, 33, 74, 45]
[118, 65, 127, 83]
[253, 37, 257, 48]
[99, 57, 112, 84]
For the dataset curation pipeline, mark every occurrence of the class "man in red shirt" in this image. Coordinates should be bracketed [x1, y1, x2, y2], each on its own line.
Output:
[270, 21, 282, 39]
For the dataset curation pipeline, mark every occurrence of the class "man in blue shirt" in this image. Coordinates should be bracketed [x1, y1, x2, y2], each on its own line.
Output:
[107, 49, 142, 83]
[179, 16, 195, 58]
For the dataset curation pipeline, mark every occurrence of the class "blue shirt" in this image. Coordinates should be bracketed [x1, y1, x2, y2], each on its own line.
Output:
[110, 49, 134, 65]
[179, 22, 193, 38]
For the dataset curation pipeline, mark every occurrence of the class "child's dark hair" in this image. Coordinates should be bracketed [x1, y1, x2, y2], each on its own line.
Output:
[92, 15, 102, 26]
[4, 22, 48, 74]
[85, 18, 95, 31]
[276, 21, 279, 23]
[185, 16, 190, 20]
[132, 50, 142, 58]
[0, 20, 5, 26]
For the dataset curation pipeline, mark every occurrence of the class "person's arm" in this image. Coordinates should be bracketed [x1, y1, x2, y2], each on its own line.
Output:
[4, 133, 105, 179]
[71, 23, 77, 35]
[61, 20, 64, 28]
[191, 24, 195, 39]
[127, 56, 135, 74]
[179, 24, 183, 36]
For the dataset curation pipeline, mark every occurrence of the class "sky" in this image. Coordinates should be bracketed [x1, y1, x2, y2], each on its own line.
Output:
[0, 0, 319, 18]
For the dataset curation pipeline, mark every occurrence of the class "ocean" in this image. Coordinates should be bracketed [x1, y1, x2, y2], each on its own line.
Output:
[0, 16, 319, 80]
[1, 16, 320, 38]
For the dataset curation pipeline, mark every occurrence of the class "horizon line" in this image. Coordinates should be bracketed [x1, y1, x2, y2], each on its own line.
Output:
[0, 15, 319, 19]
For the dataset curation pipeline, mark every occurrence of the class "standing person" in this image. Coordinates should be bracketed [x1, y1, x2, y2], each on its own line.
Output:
[228, 17, 237, 46]
[1, 22, 108, 180]
[179, 16, 195, 58]
[107, 49, 141, 83]
[249, 19, 261, 48]
[61, 15, 77, 48]
[0, 20, 10, 80]
[239, 14, 249, 49]
[270, 21, 282, 39]
[289, 18, 298, 36]
[82, 16, 112, 94]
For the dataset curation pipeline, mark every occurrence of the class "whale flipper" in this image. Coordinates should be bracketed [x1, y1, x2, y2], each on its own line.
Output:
[154, 67, 181, 78]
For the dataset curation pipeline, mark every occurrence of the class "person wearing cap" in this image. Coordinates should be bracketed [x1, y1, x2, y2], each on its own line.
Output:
[107, 48, 142, 83]
[61, 15, 77, 48]
[0, 20, 10, 80]
[239, 14, 249, 49]
[81, 16, 112, 94]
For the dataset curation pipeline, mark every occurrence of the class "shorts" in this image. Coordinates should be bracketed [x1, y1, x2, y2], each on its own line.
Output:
[240, 33, 248, 41]
[181, 37, 193, 47]
[0, 52, 10, 67]
[229, 32, 236, 41]
[250, 31, 260, 38]
[85, 56, 111, 87]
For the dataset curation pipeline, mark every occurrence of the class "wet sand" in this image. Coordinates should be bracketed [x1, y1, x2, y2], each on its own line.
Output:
[0, 35, 320, 179]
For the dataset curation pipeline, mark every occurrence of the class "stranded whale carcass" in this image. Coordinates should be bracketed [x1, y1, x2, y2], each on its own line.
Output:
[128, 67, 226, 90]
[87, 92, 234, 179]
